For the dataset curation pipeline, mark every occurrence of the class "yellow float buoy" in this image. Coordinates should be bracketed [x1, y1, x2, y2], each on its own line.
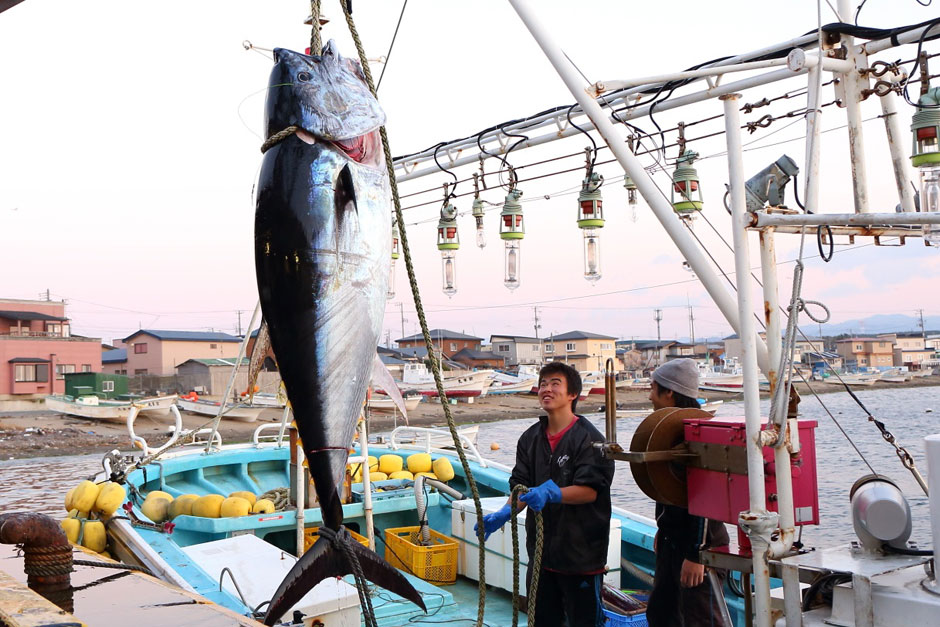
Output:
[60, 518, 80, 544]
[252, 499, 276, 514]
[415, 472, 437, 481]
[144, 490, 174, 503]
[389, 470, 414, 480]
[228, 491, 257, 507]
[71, 480, 101, 513]
[141, 497, 171, 523]
[490, 442, 500, 451]
[368, 455, 379, 472]
[168, 494, 200, 519]
[191, 494, 225, 518]
[81, 520, 107, 553]
[407, 453, 432, 474]
[64, 486, 77, 512]
[378, 455, 403, 475]
[220, 496, 252, 518]
[94, 482, 127, 517]
[432, 457, 455, 482]
[369, 471, 389, 482]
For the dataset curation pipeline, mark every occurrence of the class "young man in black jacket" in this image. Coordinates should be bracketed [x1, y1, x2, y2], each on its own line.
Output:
[645, 359, 730, 627]
[476, 362, 615, 627]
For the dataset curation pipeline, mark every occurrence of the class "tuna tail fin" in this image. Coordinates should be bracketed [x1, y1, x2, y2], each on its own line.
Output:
[263, 527, 426, 625]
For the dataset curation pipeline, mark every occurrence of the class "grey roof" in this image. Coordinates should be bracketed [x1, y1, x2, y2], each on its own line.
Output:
[636, 340, 676, 349]
[102, 348, 127, 363]
[548, 354, 592, 360]
[124, 329, 241, 343]
[379, 354, 406, 365]
[8, 357, 50, 363]
[176, 357, 251, 368]
[452, 348, 505, 361]
[547, 330, 616, 341]
[397, 329, 482, 342]
[490, 334, 541, 342]
[0, 310, 67, 321]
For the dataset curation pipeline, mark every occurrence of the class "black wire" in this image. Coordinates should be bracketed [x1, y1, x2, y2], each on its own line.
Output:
[817, 225, 834, 262]
[883, 543, 934, 556]
[854, 0, 868, 27]
[566, 104, 597, 172]
[433, 143, 459, 201]
[901, 17, 940, 108]
[793, 173, 807, 212]
[498, 122, 530, 190]
[376, 0, 408, 92]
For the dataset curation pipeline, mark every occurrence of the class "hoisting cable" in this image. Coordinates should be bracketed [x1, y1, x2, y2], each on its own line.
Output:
[337, 3, 489, 625]
[510, 485, 544, 627]
[376, 0, 408, 92]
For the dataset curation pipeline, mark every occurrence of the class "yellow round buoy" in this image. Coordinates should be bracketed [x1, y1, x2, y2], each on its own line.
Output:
[64, 486, 77, 512]
[228, 491, 257, 507]
[490, 442, 500, 451]
[94, 482, 127, 517]
[144, 490, 174, 503]
[407, 453, 432, 474]
[415, 472, 438, 481]
[220, 497, 252, 518]
[60, 518, 80, 544]
[72, 481, 101, 513]
[369, 471, 389, 482]
[168, 494, 200, 519]
[378, 455, 403, 475]
[252, 499, 275, 514]
[368, 455, 379, 472]
[81, 520, 107, 553]
[432, 457, 455, 482]
[191, 494, 225, 518]
[389, 470, 414, 481]
[350, 464, 364, 482]
[141, 497, 171, 523]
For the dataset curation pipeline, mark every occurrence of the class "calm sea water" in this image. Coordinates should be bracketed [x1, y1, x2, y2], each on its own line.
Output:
[1, 386, 938, 548]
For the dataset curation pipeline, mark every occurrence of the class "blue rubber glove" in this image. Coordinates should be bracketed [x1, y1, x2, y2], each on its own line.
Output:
[519, 479, 562, 512]
[474, 504, 512, 541]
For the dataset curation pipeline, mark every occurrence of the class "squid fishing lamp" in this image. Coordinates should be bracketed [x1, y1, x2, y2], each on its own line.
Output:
[577, 170, 604, 283]
[499, 188, 525, 291]
[910, 86, 940, 247]
[387, 221, 400, 300]
[671, 150, 704, 218]
[471, 196, 487, 249]
[437, 202, 459, 297]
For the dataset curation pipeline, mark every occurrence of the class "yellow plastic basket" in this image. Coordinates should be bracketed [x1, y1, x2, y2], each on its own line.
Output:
[304, 527, 370, 553]
[383, 526, 459, 585]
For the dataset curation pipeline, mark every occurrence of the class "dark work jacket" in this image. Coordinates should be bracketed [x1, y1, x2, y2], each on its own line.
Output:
[509, 415, 615, 574]
[655, 503, 730, 563]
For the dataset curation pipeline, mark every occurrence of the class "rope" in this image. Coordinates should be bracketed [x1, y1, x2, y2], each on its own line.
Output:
[258, 487, 290, 511]
[72, 559, 153, 576]
[22, 544, 73, 578]
[510, 485, 543, 627]
[337, 3, 488, 625]
[261, 126, 299, 154]
[318, 526, 378, 627]
[309, 0, 322, 56]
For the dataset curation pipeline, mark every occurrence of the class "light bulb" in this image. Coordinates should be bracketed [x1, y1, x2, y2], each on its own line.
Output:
[504, 240, 520, 290]
[627, 188, 638, 208]
[386, 259, 396, 300]
[441, 251, 457, 296]
[922, 165, 940, 247]
[583, 229, 601, 283]
[475, 217, 486, 249]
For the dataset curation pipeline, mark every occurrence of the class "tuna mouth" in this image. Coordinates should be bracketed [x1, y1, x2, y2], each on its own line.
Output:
[331, 128, 382, 167]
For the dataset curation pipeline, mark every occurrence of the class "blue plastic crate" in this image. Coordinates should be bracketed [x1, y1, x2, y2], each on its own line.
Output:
[603, 608, 647, 627]
[351, 478, 414, 502]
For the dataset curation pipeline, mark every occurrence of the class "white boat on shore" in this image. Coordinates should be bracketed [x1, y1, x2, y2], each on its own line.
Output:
[176, 396, 270, 423]
[394, 363, 494, 398]
[45, 394, 178, 421]
[367, 394, 422, 413]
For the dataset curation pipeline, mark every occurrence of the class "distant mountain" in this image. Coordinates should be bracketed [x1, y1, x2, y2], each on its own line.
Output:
[819, 314, 940, 337]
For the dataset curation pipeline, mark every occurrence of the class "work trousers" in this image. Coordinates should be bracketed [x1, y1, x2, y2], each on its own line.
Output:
[646, 541, 728, 627]
[526, 567, 605, 627]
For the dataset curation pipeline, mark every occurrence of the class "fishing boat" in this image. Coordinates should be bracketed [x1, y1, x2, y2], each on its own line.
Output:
[44, 393, 178, 421]
[176, 395, 272, 423]
[367, 393, 422, 413]
[487, 366, 539, 394]
[395, 363, 493, 398]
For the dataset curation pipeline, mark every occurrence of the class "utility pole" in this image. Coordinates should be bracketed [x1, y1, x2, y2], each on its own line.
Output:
[533, 305, 541, 339]
[236, 310, 243, 336]
[399, 303, 406, 346]
[916, 309, 926, 341]
[654, 309, 663, 367]
[688, 302, 696, 346]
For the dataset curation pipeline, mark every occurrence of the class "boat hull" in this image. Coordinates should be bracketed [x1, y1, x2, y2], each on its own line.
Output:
[177, 398, 267, 422]
[45, 395, 178, 422]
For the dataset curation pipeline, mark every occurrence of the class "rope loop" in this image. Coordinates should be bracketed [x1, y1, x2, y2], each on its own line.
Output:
[261, 126, 299, 154]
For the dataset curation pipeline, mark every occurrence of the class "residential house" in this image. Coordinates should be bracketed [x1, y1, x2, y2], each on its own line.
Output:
[0, 298, 101, 397]
[543, 331, 619, 372]
[122, 330, 241, 376]
[397, 329, 482, 359]
[834, 338, 894, 369]
[634, 340, 677, 370]
[451, 348, 505, 369]
[175, 357, 281, 396]
[489, 334, 542, 366]
[876, 332, 933, 368]
[725, 333, 824, 366]
[102, 348, 128, 375]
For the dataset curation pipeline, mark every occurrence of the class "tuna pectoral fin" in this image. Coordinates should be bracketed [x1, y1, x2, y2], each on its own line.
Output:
[335, 164, 358, 216]
[263, 528, 426, 625]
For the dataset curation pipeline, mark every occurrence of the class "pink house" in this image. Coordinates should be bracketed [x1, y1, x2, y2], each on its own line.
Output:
[0, 298, 102, 397]
[121, 330, 242, 375]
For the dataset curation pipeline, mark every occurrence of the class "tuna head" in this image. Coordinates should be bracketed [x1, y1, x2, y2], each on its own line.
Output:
[265, 42, 386, 142]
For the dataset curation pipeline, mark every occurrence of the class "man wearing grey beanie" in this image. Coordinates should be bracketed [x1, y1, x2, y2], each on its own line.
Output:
[645, 358, 730, 626]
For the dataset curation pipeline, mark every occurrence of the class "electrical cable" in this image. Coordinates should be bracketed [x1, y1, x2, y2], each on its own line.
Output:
[376, 0, 408, 92]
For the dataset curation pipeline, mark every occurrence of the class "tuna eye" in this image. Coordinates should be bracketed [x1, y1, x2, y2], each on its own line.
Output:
[297, 71, 312, 83]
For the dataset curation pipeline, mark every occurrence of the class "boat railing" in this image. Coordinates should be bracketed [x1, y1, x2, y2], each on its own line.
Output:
[187, 428, 223, 449]
[126, 404, 182, 456]
[252, 423, 289, 447]
[387, 426, 488, 468]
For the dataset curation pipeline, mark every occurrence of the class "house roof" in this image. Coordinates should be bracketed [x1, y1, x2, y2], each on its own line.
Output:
[124, 329, 241, 343]
[835, 337, 879, 343]
[397, 329, 482, 342]
[636, 340, 677, 350]
[102, 348, 127, 363]
[548, 354, 592, 360]
[547, 330, 616, 341]
[490, 334, 541, 342]
[8, 357, 51, 363]
[0, 310, 68, 322]
[176, 357, 250, 368]
[379, 354, 406, 366]
[452, 348, 505, 361]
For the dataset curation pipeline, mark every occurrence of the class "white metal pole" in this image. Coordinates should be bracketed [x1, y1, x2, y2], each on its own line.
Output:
[360, 416, 376, 551]
[925, 434, 940, 595]
[880, 89, 918, 212]
[754, 212, 940, 227]
[722, 92, 773, 627]
[803, 62, 823, 215]
[506, 0, 771, 372]
[295, 441, 305, 557]
[838, 0, 871, 213]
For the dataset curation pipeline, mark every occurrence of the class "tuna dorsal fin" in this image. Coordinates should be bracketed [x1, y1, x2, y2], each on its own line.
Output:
[335, 164, 358, 218]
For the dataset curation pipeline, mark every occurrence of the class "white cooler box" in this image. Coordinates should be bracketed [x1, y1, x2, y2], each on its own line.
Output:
[451, 496, 621, 594]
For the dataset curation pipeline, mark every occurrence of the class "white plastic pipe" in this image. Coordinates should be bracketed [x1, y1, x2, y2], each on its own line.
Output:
[360, 418, 375, 551]
[506, 0, 770, 373]
[296, 441, 305, 557]
[925, 434, 940, 595]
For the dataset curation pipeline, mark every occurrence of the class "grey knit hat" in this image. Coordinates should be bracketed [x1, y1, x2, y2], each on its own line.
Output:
[652, 358, 699, 399]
